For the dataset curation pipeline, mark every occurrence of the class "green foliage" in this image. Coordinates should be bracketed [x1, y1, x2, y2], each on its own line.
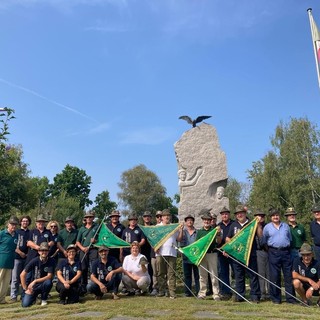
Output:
[117, 164, 172, 217]
[0, 107, 15, 152]
[248, 117, 320, 228]
[50, 164, 92, 209]
[41, 191, 84, 227]
[225, 177, 242, 213]
[92, 190, 117, 219]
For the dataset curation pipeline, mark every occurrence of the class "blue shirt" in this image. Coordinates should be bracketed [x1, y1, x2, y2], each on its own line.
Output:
[310, 220, 320, 246]
[181, 227, 197, 263]
[262, 222, 291, 248]
[24, 256, 55, 282]
[91, 256, 121, 285]
[57, 259, 82, 283]
[15, 228, 30, 260]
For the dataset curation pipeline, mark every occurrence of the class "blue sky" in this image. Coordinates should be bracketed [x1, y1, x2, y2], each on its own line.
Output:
[1, 0, 320, 208]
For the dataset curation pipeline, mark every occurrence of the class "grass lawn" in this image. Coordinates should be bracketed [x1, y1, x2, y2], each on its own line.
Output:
[1, 288, 320, 320]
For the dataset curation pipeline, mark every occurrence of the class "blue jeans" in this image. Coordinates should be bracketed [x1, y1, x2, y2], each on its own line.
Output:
[21, 280, 53, 307]
[87, 274, 119, 297]
[10, 259, 26, 299]
[183, 261, 199, 296]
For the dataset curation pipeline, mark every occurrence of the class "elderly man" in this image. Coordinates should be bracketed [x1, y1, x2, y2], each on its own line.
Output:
[120, 214, 146, 261]
[217, 207, 234, 299]
[107, 210, 125, 262]
[26, 215, 54, 264]
[20, 242, 55, 307]
[226, 205, 262, 303]
[57, 216, 78, 260]
[310, 203, 320, 262]
[156, 209, 183, 299]
[292, 243, 320, 306]
[181, 214, 199, 297]
[197, 210, 221, 300]
[10, 215, 31, 302]
[262, 208, 296, 304]
[285, 207, 306, 261]
[0, 216, 19, 304]
[87, 246, 123, 300]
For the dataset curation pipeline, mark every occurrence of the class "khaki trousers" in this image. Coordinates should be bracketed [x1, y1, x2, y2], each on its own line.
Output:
[0, 268, 12, 303]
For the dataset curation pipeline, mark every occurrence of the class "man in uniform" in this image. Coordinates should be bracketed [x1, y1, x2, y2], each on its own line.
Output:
[285, 207, 306, 261]
[76, 210, 99, 295]
[217, 207, 233, 300]
[20, 242, 55, 307]
[292, 243, 320, 306]
[87, 246, 122, 300]
[197, 210, 221, 301]
[310, 203, 320, 262]
[57, 216, 78, 261]
[106, 210, 125, 262]
[226, 205, 262, 303]
[120, 214, 146, 261]
[10, 215, 31, 302]
[0, 216, 19, 304]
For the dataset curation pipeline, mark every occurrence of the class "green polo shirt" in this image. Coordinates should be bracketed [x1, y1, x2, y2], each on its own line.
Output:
[76, 224, 98, 247]
[57, 228, 78, 249]
[289, 223, 306, 249]
[0, 229, 18, 269]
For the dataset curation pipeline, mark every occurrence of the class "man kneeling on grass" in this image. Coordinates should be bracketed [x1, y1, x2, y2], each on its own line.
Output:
[87, 245, 123, 300]
[20, 242, 54, 307]
[292, 243, 320, 306]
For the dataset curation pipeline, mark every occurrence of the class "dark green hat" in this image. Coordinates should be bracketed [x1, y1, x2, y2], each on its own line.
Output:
[234, 205, 246, 215]
[184, 214, 195, 222]
[311, 203, 320, 212]
[285, 207, 297, 216]
[254, 209, 265, 216]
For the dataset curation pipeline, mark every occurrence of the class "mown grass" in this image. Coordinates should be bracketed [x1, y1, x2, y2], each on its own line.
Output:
[1, 287, 319, 320]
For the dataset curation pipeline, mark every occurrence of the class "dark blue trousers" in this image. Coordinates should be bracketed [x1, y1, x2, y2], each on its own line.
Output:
[232, 255, 260, 301]
[268, 247, 295, 303]
[218, 253, 233, 296]
[183, 261, 199, 296]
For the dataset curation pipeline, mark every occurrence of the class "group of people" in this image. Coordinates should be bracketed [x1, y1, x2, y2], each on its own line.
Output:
[0, 203, 320, 307]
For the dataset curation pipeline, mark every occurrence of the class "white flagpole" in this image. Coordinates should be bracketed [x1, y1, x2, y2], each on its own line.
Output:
[307, 8, 320, 89]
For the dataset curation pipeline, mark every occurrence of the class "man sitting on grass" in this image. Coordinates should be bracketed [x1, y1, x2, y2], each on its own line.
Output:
[292, 243, 320, 306]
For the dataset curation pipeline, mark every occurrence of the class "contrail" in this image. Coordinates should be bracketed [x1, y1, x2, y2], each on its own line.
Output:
[0, 78, 99, 124]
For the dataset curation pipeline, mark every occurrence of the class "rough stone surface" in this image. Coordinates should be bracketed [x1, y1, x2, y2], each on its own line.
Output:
[175, 123, 228, 228]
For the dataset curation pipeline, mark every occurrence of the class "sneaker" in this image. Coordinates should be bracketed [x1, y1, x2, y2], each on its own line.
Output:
[41, 300, 48, 306]
[316, 299, 320, 307]
[150, 289, 158, 296]
[134, 289, 141, 296]
[197, 295, 205, 300]
[169, 296, 176, 299]
[157, 292, 165, 297]
[165, 290, 169, 297]
[9, 297, 17, 303]
[112, 293, 120, 300]
[213, 296, 221, 301]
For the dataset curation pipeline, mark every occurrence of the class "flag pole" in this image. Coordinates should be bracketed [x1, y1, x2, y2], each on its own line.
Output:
[80, 212, 108, 263]
[217, 248, 309, 307]
[175, 246, 250, 303]
[307, 8, 320, 89]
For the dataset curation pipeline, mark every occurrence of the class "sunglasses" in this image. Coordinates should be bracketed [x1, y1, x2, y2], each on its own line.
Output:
[50, 225, 57, 228]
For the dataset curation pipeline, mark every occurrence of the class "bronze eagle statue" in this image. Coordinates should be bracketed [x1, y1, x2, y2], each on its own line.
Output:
[179, 115, 211, 127]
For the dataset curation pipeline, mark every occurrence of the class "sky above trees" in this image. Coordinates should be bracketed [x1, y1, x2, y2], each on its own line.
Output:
[1, 1, 320, 207]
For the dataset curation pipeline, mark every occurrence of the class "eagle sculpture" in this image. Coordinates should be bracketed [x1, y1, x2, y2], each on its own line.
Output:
[179, 115, 211, 127]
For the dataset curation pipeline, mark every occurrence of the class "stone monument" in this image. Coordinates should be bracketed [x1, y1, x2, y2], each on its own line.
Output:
[175, 123, 229, 228]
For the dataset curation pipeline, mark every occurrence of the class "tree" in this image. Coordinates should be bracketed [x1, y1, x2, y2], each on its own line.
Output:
[118, 164, 170, 216]
[248, 117, 320, 222]
[50, 164, 92, 209]
[92, 190, 117, 219]
[0, 107, 15, 153]
[225, 176, 242, 213]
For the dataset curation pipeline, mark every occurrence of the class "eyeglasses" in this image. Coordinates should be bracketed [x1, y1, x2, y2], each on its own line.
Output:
[50, 225, 57, 228]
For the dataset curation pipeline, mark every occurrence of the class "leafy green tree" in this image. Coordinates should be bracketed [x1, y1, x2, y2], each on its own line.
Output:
[118, 164, 170, 217]
[248, 117, 320, 224]
[92, 190, 117, 219]
[225, 176, 242, 213]
[50, 164, 92, 209]
[0, 107, 15, 153]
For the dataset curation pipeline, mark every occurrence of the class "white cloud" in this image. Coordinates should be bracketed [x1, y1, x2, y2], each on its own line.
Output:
[120, 126, 175, 145]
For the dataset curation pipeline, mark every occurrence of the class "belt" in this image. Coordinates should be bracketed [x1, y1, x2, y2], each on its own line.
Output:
[269, 246, 290, 251]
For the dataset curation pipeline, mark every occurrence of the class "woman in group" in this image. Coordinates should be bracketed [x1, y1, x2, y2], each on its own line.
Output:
[47, 220, 60, 266]
[56, 244, 82, 304]
[122, 241, 151, 296]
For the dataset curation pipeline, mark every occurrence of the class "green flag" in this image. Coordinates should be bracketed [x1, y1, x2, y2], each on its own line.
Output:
[178, 228, 218, 266]
[139, 224, 180, 252]
[220, 218, 258, 266]
[95, 223, 131, 248]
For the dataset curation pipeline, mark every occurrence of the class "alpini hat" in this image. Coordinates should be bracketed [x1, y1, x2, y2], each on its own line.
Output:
[128, 213, 138, 220]
[234, 205, 246, 215]
[161, 209, 171, 216]
[110, 210, 120, 217]
[36, 214, 48, 223]
[285, 207, 297, 216]
[64, 216, 74, 223]
[66, 244, 77, 251]
[220, 206, 230, 214]
[98, 245, 109, 252]
[299, 243, 312, 255]
[39, 242, 49, 251]
[8, 216, 19, 225]
[184, 214, 195, 222]
[143, 211, 151, 217]
[84, 210, 95, 218]
[311, 203, 320, 212]
[254, 209, 266, 216]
